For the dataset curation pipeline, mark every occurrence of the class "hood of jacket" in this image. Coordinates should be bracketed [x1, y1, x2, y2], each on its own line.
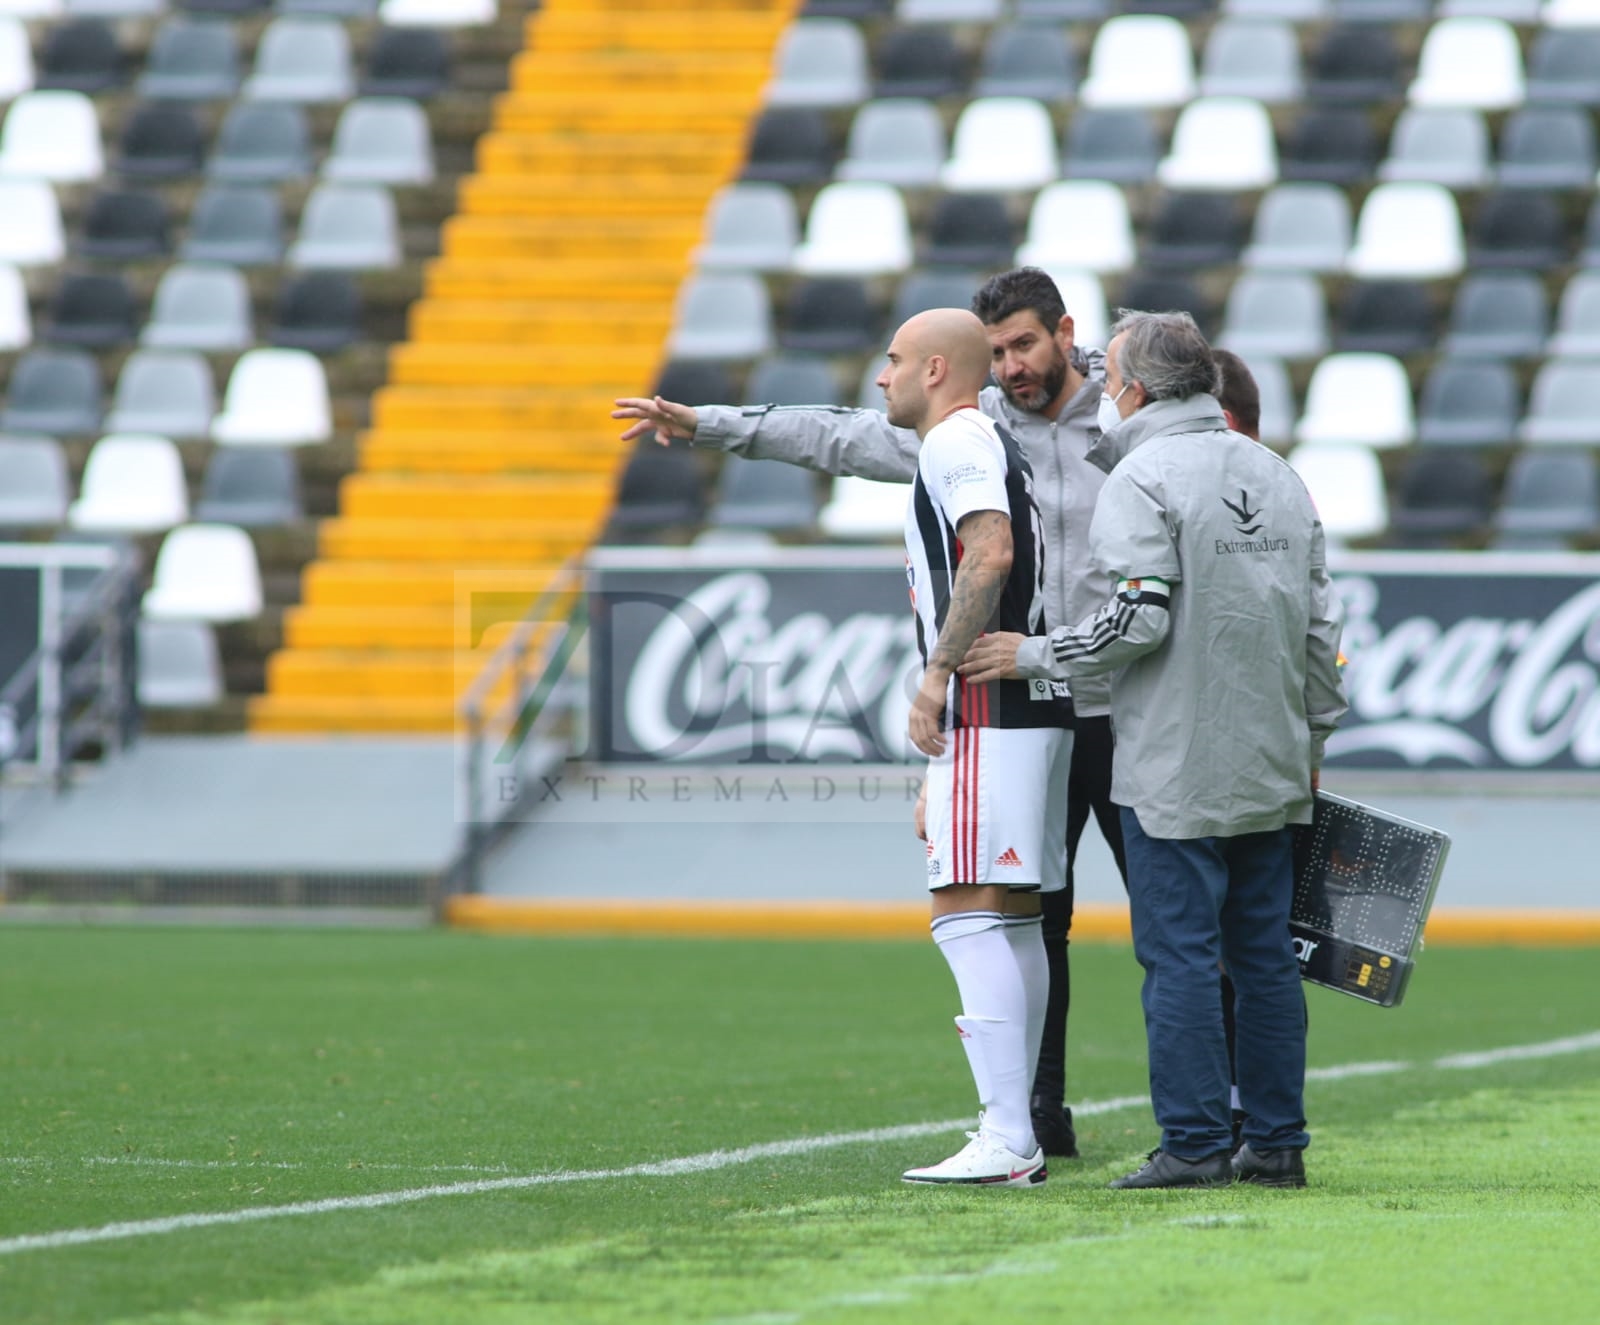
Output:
[1085, 393, 1229, 475]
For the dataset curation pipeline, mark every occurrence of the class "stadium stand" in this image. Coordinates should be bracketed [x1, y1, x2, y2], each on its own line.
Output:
[1, 0, 1599, 745]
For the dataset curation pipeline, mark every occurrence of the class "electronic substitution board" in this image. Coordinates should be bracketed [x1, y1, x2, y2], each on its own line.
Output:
[1290, 791, 1450, 1007]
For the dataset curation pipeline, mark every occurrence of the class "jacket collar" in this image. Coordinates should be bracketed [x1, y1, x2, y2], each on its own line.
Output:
[1086, 393, 1227, 474]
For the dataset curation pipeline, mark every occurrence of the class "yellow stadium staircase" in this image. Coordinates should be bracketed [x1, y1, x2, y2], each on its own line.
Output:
[248, 0, 799, 735]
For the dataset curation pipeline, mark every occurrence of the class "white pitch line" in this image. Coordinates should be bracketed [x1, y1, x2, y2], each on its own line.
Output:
[3, 1028, 1597, 1259]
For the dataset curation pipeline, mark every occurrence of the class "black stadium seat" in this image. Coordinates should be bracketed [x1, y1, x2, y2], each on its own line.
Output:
[116, 104, 206, 179]
[1468, 190, 1567, 269]
[922, 193, 1016, 269]
[78, 189, 172, 260]
[741, 107, 834, 185]
[269, 271, 362, 351]
[1143, 192, 1244, 269]
[0, 349, 103, 436]
[1389, 450, 1492, 548]
[37, 20, 124, 94]
[45, 273, 138, 349]
[606, 441, 708, 541]
[362, 26, 450, 99]
[1306, 26, 1402, 104]
[780, 278, 877, 354]
[1280, 108, 1377, 184]
[874, 27, 967, 100]
[1336, 281, 1435, 356]
[1117, 272, 1216, 338]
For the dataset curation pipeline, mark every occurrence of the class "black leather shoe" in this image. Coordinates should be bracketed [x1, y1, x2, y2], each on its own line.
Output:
[1109, 1148, 1232, 1190]
[1030, 1103, 1079, 1158]
[1232, 1143, 1307, 1188]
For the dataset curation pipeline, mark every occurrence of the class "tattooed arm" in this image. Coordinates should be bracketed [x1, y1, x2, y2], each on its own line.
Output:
[909, 509, 1012, 757]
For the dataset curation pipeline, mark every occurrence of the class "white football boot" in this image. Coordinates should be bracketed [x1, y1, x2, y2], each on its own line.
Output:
[902, 1115, 1046, 1188]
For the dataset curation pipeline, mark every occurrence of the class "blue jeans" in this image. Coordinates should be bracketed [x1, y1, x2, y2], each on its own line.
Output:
[1121, 807, 1309, 1158]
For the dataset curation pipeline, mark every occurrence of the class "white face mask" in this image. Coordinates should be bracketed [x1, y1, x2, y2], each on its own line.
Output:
[1097, 383, 1130, 435]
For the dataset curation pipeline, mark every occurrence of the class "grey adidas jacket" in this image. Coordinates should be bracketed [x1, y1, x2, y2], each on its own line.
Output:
[1014, 395, 1348, 840]
[691, 348, 1115, 715]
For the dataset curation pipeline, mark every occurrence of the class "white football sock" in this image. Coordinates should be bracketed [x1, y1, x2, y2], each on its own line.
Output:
[931, 910, 1036, 1156]
[1002, 913, 1048, 1101]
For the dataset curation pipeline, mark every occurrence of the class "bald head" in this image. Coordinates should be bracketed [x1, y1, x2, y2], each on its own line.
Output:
[876, 307, 992, 436]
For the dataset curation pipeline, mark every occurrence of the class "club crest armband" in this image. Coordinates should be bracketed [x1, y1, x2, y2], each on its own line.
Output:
[1116, 576, 1170, 608]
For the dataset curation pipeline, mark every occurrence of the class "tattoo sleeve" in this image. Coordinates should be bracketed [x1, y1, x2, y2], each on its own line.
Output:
[928, 510, 1012, 673]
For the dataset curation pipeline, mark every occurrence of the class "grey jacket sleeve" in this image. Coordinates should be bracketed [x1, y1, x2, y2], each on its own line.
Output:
[1015, 581, 1173, 681]
[693, 405, 921, 483]
[1304, 526, 1349, 768]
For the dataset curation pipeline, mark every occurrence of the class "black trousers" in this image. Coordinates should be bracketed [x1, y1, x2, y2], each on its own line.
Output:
[1033, 713, 1127, 1111]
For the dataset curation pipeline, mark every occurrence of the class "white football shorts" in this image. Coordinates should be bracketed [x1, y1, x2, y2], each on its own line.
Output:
[923, 725, 1072, 891]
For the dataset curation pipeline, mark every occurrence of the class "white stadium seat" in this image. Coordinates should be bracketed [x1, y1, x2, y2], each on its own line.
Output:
[143, 524, 264, 623]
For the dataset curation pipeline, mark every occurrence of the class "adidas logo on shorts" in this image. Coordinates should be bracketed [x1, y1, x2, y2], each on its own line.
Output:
[994, 847, 1023, 868]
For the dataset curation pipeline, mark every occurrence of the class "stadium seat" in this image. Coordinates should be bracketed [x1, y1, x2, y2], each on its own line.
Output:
[1443, 273, 1549, 358]
[1496, 107, 1596, 189]
[649, 365, 734, 413]
[0, 90, 102, 181]
[279, 0, 377, 14]
[243, 17, 353, 102]
[1062, 108, 1161, 183]
[873, 25, 965, 100]
[361, 25, 447, 98]
[116, 103, 205, 178]
[741, 107, 833, 185]
[1241, 183, 1350, 271]
[1520, 359, 1600, 445]
[1117, 272, 1215, 336]
[837, 99, 944, 187]
[1218, 271, 1328, 360]
[1333, 0, 1430, 19]
[1542, 0, 1600, 24]
[1496, 449, 1600, 542]
[1346, 182, 1464, 279]
[604, 441, 707, 541]
[744, 355, 842, 406]
[79, 187, 169, 259]
[1335, 280, 1435, 356]
[1199, 19, 1301, 103]
[0, 348, 100, 434]
[1583, 198, 1600, 266]
[1016, 180, 1134, 273]
[323, 97, 434, 184]
[806, 0, 891, 14]
[668, 273, 773, 360]
[379, 0, 495, 23]
[1224, 0, 1327, 16]
[0, 0, 60, 12]
[0, 262, 28, 349]
[212, 348, 331, 446]
[1288, 444, 1387, 542]
[708, 455, 819, 532]
[45, 272, 136, 347]
[1295, 352, 1415, 448]
[0, 180, 63, 266]
[106, 350, 215, 439]
[142, 523, 264, 623]
[1408, 18, 1524, 110]
[897, 0, 1000, 16]
[890, 269, 982, 326]
[142, 263, 253, 351]
[209, 102, 312, 181]
[0, 18, 33, 100]
[1524, 29, 1600, 106]
[1417, 358, 1521, 445]
[1548, 273, 1600, 356]
[1467, 190, 1566, 269]
[1080, 15, 1194, 108]
[819, 476, 906, 539]
[765, 18, 869, 108]
[137, 620, 224, 709]
[779, 277, 876, 353]
[791, 181, 910, 275]
[139, 17, 240, 100]
[1158, 97, 1277, 190]
[1305, 25, 1401, 103]
[0, 435, 70, 529]
[68, 433, 188, 534]
[268, 270, 360, 351]
[1378, 108, 1492, 188]
[695, 183, 799, 271]
[1280, 107, 1376, 184]
[1389, 450, 1492, 547]
[288, 184, 400, 270]
[195, 446, 304, 526]
[1032, 268, 1108, 349]
[1142, 192, 1245, 268]
[1439, 0, 1536, 14]
[67, 0, 166, 11]
[922, 193, 1015, 269]
[36, 18, 122, 92]
[941, 97, 1057, 192]
[975, 23, 1077, 101]
[1017, 0, 1109, 14]
[182, 185, 283, 265]
[1239, 353, 1294, 445]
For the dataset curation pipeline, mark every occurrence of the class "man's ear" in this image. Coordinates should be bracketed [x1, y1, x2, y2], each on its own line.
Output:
[1055, 313, 1076, 353]
[1223, 408, 1242, 433]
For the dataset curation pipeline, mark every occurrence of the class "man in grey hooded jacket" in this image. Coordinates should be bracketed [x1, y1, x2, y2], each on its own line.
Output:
[613, 269, 1118, 1157]
[962, 310, 1348, 1190]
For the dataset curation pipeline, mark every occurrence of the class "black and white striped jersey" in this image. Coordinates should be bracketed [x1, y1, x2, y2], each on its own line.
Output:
[904, 408, 1074, 732]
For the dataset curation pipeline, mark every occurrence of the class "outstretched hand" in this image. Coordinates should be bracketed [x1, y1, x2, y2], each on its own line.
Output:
[612, 396, 699, 445]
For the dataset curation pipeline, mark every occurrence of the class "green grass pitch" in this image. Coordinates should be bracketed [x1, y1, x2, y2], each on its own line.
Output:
[2, 926, 1599, 1325]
